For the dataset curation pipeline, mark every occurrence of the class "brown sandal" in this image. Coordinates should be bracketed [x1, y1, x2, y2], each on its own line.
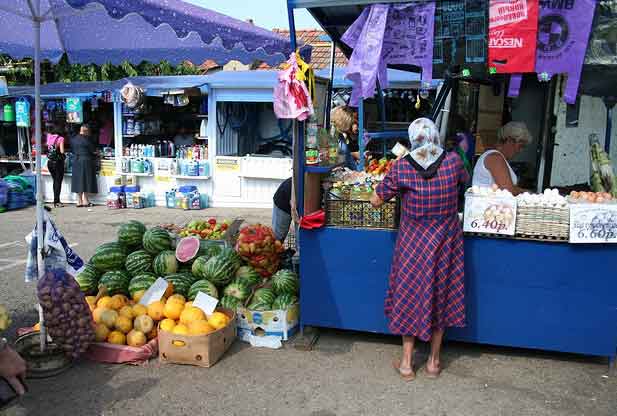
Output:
[392, 359, 415, 381]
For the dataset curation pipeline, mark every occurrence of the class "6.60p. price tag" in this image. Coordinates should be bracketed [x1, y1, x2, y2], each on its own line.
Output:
[569, 204, 617, 244]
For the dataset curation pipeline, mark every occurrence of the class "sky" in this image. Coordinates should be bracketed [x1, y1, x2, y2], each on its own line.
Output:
[186, 0, 319, 30]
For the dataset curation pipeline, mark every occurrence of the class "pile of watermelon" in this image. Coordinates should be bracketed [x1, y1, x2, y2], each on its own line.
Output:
[235, 224, 285, 278]
[75, 220, 299, 313]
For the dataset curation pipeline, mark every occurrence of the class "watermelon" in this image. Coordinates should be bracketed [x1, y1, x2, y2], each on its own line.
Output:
[252, 288, 275, 305]
[247, 301, 271, 311]
[200, 242, 223, 258]
[220, 295, 241, 310]
[218, 248, 242, 273]
[234, 266, 261, 288]
[197, 251, 241, 287]
[128, 273, 157, 297]
[153, 250, 178, 276]
[176, 236, 201, 263]
[223, 282, 251, 301]
[98, 270, 130, 296]
[90, 242, 128, 272]
[272, 293, 298, 310]
[164, 273, 193, 297]
[125, 250, 153, 277]
[117, 220, 146, 248]
[271, 269, 299, 295]
[75, 264, 99, 294]
[191, 256, 209, 280]
[143, 227, 172, 254]
[188, 279, 219, 301]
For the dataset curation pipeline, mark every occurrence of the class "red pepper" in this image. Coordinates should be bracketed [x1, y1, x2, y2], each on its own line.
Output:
[208, 218, 216, 225]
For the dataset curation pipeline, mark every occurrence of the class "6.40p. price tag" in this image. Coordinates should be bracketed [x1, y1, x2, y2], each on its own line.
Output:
[463, 194, 517, 236]
[569, 204, 617, 244]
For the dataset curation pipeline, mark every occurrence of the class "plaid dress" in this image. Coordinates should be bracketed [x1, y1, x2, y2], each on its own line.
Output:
[376, 152, 468, 341]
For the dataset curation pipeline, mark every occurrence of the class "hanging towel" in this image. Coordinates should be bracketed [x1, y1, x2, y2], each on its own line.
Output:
[273, 53, 314, 121]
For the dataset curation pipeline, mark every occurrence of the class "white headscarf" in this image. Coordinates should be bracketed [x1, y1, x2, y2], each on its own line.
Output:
[407, 118, 443, 170]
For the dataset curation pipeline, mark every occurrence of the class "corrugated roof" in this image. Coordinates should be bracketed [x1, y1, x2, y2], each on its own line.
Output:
[272, 29, 348, 70]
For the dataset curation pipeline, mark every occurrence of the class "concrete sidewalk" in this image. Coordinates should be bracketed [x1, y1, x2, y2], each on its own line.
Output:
[0, 206, 615, 416]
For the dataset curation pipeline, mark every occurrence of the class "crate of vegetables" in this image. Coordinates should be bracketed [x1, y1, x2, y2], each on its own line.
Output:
[325, 188, 399, 230]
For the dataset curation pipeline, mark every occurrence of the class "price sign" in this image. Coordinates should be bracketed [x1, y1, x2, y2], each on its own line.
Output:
[463, 194, 517, 236]
[569, 204, 617, 244]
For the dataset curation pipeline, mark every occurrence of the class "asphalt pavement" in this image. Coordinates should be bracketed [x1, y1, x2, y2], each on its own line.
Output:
[0, 205, 615, 416]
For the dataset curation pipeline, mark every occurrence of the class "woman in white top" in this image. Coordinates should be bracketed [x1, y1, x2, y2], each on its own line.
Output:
[472, 121, 531, 195]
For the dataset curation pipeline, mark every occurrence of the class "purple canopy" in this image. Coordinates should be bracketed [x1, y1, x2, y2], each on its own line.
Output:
[0, 0, 307, 66]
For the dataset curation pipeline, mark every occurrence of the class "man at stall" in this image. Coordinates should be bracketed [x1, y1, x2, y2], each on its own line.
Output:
[472, 121, 531, 195]
[272, 177, 293, 242]
[370, 118, 468, 381]
[331, 106, 360, 170]
[173, 126, 195, 148]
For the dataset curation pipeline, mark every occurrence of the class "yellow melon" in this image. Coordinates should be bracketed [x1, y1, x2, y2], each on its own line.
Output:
[183, 301, 193, 310]
[107, 330, 126, 345]
[179, 307, 206, 325]
[167, 294, 186, 305]
[97, 296, 113, 309]
[110, 294, 129, 310]
[188, 320, 215, 336]
[94, 323, 110, 342]
[92, 307, 108, 324]
[85, 296, 97, 309]
[126, 330, 147, 347]
[207, 312, 229, 330]
[100, 309, 119, 328]
[159, 318, 176, 333]
[163, 302, 183, 321]
[147, 301, 165, 321]
[115, 316, 133, 334]
[119, 305, 135, 320]
[133, 315, 154, 334]
[132, 303, 147, 317]
[132, 290, 146, 303]
[171, 324, 189, 336]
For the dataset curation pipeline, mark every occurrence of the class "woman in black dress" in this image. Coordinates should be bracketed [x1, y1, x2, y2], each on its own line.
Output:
[71, 125, 98, 207]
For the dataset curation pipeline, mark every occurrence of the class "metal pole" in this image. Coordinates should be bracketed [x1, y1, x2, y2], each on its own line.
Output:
[324, 40, 336, 127]
[33, 0, 46, 353]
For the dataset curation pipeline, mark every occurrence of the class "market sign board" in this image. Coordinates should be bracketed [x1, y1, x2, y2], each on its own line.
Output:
[569, 203, 617, 244]
[463, 194, 517, 236]
[65, 97, 83, 123]
[0, 77, 8, 97]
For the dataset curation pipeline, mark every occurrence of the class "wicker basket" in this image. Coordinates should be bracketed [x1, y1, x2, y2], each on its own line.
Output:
[325, 191, 399, 229]
[515, 204, 569, 239]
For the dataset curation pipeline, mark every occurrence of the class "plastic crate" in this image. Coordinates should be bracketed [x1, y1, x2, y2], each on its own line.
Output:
[325, 191, 399, 229]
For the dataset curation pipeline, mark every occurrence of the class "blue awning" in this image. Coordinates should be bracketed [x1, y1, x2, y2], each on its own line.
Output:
[6, 80, 122, 99]
[315, 68, 441, 89]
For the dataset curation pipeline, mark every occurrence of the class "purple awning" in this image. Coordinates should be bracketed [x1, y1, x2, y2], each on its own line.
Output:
[0, 0, 309, 67]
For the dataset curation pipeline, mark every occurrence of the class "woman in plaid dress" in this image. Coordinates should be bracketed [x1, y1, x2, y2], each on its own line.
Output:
[371, 118, 468, 381]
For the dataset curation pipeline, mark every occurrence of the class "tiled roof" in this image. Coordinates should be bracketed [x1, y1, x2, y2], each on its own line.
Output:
[272, 29, 348, 70]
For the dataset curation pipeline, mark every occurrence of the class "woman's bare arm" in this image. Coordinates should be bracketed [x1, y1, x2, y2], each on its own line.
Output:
[484, 153, 525, 195]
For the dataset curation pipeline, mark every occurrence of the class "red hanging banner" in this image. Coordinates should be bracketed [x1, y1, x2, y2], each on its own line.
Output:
[488, 0, 539, 74]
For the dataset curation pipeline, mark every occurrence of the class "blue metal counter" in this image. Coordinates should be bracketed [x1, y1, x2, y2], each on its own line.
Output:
[299, 227, 617, 360]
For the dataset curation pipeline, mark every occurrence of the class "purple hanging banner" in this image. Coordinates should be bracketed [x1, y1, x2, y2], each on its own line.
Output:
[341, 2, 436, 106]
[508, 0, 596, 103]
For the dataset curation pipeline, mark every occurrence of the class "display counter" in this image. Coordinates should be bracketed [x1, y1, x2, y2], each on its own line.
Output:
[300, 227, 617, 360]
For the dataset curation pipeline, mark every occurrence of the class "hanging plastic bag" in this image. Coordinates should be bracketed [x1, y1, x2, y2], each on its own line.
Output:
[25, 210, 85, 282]
[120, 82, 145, 109]
[274, 54, 314, 121]
[488, 0, 539, 74]
[37, 269, 95, 358]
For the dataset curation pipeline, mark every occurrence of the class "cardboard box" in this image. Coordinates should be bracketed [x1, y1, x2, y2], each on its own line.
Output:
[236, 303, 300, 342]
[158, 308, 236, 368]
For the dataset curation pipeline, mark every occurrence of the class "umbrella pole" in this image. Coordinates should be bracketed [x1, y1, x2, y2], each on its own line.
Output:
[32, 0, 46, 353]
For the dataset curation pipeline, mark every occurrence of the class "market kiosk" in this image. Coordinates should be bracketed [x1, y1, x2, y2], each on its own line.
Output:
[288, 0, 617, 366]
[1, 80, 120, 204]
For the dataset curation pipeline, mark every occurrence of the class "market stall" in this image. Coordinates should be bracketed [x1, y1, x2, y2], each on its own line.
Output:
[288, 0, 617, 365]
[205, 70, 327, 208]
[1, 80, 121, 204]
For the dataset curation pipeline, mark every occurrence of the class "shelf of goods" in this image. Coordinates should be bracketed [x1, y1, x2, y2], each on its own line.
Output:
[171, 175, 211, 180]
